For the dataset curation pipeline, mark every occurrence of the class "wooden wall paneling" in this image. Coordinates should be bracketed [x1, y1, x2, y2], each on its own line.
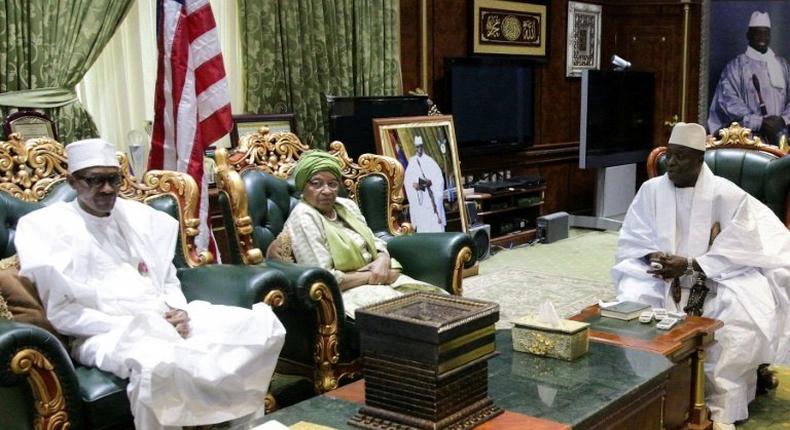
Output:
[430, 0, 468, 104]
[400, 0, 422, 93]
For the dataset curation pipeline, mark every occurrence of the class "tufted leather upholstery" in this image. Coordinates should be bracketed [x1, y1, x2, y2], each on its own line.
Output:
[0, 137, 290, 429]
[214, 133, 476, 393]
[648, 123, 789, 227]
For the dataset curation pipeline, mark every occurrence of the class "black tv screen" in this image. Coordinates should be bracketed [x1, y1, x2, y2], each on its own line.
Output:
[445, 57, 534, 155]
[579, 70, 655, 169]
[326, 95, 430, 158]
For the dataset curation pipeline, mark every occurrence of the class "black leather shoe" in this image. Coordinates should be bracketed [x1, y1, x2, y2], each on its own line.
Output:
[756, 363, 779, 395]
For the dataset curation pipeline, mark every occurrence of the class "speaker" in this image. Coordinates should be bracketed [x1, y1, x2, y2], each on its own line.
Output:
[536, 212, 570, 244]
[469, 224, 491, 260]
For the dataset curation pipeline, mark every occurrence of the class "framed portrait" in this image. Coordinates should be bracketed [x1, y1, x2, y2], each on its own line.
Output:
[3, 110, 57, 141]
[372, 115, 468, 233]
[700, 1, 790, 134]
[228, 113, 296, 148]
[565, 1, 602, 77]
[471, 0, 549, 59]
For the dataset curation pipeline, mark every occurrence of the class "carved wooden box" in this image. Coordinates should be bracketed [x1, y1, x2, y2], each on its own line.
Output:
[351, 292, 501, 430]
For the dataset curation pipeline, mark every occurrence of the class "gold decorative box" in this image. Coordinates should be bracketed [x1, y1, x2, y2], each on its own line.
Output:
[512, 315, 590, 361]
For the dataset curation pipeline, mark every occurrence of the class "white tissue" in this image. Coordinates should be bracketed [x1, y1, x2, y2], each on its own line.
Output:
[537, 299, 562, 327]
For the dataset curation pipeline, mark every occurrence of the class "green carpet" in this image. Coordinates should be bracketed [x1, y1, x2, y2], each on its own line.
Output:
[464, 228, 789, 428]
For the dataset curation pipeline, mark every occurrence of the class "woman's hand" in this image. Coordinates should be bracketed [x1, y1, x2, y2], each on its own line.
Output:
[364, 253, 392, 285]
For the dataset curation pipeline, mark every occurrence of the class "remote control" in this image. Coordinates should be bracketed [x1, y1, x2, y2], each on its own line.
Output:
[656, 317, 679, 330]
[638, 311, 654, 324]
[653, 308, 668, 321]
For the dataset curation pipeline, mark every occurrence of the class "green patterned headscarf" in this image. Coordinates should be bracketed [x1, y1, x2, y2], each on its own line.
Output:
[294, 151, 342, 190]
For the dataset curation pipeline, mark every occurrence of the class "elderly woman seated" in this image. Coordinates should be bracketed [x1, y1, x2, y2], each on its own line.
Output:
[272, 151, 445, 317]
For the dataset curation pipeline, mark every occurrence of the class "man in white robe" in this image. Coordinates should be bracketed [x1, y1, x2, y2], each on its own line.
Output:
[404, 136, 446, 232]
[707, 11, 790, 146]
[15, 139, 286, 429]
[612, 123, 790, 430]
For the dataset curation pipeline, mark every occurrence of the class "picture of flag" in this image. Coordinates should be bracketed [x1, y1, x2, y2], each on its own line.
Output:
[150, 0, 232, 256]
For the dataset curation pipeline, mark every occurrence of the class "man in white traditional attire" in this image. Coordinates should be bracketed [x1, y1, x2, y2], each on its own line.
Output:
[612, 123, 790, 430]
[403, 136, 446, 232]
[708, 11, 790, 146]
[14, 139, 286, 429]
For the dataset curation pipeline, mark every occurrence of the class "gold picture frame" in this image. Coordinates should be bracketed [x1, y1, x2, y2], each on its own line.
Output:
[230, 113, 295, 148]
[471, 0, 549, 59]
[372, 115, 468, 233]
[3, 111, 57, 141]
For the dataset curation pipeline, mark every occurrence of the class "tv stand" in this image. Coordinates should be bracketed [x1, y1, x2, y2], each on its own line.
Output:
[570, 164, 636, 231]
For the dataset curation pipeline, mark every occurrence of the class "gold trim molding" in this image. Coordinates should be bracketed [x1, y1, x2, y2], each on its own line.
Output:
[451, 246, 473, 296]
[11, 348, 70, 430]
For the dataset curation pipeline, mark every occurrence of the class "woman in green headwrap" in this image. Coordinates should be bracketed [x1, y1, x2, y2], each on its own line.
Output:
[280, 150, 444, 317]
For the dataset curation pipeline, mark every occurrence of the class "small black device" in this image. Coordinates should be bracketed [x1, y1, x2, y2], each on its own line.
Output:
[536, 212, 570, 244]
[465, 201, 479, 225]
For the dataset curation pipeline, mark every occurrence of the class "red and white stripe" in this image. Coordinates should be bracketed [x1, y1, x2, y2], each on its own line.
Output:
[150, 0, 232, 259]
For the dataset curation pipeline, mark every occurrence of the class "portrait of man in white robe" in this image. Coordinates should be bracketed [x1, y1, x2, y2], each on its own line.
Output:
[403, 135, 448, 233]
[707, 7, 790, 146]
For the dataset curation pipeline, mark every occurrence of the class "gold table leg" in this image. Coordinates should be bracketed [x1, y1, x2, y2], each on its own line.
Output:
[687, 348, 712, 429]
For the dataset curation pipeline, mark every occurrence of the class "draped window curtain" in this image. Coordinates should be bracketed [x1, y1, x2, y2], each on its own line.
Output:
[238, 0, 402, 147]
[0, 1, 134, 144]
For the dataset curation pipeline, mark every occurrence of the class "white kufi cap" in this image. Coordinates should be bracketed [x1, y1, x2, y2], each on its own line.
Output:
[414, 136, 424, 146]
[668, 122, 706, 152]
[749, 11, 770, 28]
[66, 139, 120, 174]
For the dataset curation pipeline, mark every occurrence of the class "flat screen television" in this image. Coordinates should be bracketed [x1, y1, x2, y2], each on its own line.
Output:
[444, 57, 534, 155]
[579, 70, 655, 169]
[326, 95, 430, 158]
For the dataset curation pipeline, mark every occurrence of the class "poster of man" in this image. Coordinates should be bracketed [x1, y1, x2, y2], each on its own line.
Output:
[373, 116, 466, 233]
[706, 3, 790, 147]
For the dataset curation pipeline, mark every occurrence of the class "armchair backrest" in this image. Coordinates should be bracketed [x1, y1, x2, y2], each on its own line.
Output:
[0, 134, 212, 267]
[647, 123, 790, 226]
[215, 128, 411, 265]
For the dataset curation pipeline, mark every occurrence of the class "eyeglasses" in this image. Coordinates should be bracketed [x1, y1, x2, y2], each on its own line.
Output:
[307, 178, 340, 191]
[75, 173, 123, 188]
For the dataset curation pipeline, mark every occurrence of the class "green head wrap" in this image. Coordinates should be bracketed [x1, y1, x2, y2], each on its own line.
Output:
[294, 150, 342, 190]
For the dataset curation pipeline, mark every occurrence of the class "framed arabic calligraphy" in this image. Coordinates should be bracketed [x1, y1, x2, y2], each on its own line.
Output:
[566, 1, 601, 77]
[471, 0, 549, 59]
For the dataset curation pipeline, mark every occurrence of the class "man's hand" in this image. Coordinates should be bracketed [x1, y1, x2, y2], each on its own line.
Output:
[164, 308, 190, 338]
[646, 252, 687, 280]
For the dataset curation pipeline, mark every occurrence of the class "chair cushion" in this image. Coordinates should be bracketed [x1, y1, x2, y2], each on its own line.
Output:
[75, 366, 132, 430]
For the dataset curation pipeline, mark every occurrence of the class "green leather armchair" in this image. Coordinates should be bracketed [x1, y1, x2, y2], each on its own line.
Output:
[214, 130, 476, 393]
[648, 122, 790, 227]
[0, 136, 289, 430]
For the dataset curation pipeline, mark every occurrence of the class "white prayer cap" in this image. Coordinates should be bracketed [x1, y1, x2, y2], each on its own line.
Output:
[414, 136, 424, 146]
[749, 11, 770, 28]
[668, 122, 706, 152]
[66, 138, 120, 174]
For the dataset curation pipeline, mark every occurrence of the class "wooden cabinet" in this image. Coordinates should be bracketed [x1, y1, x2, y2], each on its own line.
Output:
[466, 185, 545, 247]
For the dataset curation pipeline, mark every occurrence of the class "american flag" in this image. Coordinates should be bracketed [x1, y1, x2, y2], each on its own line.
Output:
[150, 0, 232, 257]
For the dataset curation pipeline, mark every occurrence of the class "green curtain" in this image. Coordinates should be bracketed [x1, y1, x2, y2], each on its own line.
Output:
[0, 0, 134, 144]
[238, 0, 402, 148]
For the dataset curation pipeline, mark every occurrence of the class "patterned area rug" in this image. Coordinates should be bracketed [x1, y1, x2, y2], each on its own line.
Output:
[464, 268, 616, 329]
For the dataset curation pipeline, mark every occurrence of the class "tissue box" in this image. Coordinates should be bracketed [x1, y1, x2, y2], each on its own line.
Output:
[512, 315, 590, 361]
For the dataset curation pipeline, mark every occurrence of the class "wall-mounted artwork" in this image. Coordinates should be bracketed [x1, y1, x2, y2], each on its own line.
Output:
[471, 0, 548, 60]
[701, 1, 790, 147]
[566, 1, 602, 77]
